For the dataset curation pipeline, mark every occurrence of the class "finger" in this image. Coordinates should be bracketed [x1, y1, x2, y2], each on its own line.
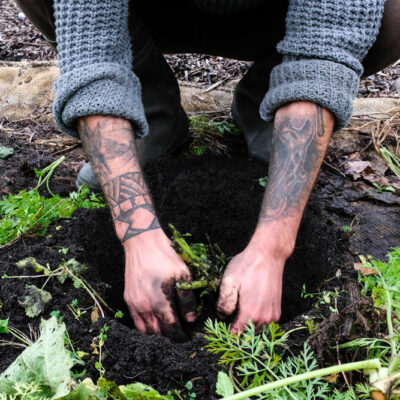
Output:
[131, 311, 147, 334]
[156, 309, 186, 341]
[217, 278, 239, 320]
[138, 311, 162, 336]
[231, 316, 252, 335]
[176, 274, 197, 322]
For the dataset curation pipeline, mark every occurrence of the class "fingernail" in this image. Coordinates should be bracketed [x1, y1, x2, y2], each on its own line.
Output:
[185, 312, 197, 322]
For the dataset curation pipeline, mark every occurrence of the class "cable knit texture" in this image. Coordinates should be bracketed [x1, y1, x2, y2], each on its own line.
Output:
[53, 0, 148, 138]
[53, 0, 385, 137]
[260, 0, 385, 132]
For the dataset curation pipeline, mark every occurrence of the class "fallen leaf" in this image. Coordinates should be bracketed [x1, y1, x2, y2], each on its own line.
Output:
[324, 373, 339, 383]
[354, 262, 377, 276]
[91, 307, 99, 323]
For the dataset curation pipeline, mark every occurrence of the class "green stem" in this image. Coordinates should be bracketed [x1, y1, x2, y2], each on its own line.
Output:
[222, 359, 381, 400]
[177, 278, 220, 291]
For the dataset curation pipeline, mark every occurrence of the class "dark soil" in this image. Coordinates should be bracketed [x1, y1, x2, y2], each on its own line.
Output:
[2, 116, 400, 397]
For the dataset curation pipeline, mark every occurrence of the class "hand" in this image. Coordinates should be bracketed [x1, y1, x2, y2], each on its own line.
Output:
[217, 242, 286, 334]
[123, 229, 196, 339]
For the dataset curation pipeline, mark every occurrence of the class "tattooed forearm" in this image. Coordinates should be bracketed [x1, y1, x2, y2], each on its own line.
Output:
[260, 104, 329, 225]
[79, 116, 160, 243]
[104, 172, 160, 241]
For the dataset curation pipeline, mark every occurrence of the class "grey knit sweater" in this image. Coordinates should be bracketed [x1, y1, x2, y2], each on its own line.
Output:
[53, 0, 385, 137]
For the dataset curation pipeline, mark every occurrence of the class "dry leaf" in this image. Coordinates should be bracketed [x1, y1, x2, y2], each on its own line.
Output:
[324, 373, 339, 383]
[354, 262, 377, 276]
[91, 307, 100, 323]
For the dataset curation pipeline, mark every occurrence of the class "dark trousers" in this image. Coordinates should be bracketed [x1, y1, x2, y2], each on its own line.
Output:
[15, 0, 400, 161]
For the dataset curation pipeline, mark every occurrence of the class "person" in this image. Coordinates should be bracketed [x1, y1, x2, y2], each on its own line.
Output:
[16, 0, 400, 337]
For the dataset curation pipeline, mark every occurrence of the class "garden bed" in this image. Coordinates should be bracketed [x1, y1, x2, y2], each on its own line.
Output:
[1, 114, 400, 398]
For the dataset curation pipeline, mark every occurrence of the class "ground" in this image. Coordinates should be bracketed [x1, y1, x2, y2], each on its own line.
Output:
[1, 1, 400, 399]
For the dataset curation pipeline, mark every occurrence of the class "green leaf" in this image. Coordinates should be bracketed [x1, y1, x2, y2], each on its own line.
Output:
[120, 383, 172, 399]
[16, 257, 49, 274]
[0, 318, 10, 334]
[18, 284, 52, 317]
[0, 147, 13, 159]
[0, 317, 73, 399]
[216, 371, 234, 397]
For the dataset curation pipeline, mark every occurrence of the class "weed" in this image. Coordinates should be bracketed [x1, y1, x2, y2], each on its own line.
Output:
[94, 324, 110, 378]
[0, 317, 172, 399]
[258, 177, 268, 188]
[372, 182, 396, 193]
[380, 147, 400, 177]
[114, 310, 124, 319]
[301, 285, 342, 313]
[68, 299, 87, 320]
[0, 146, 13, 159]
[3, 256, 111, 318]
[0, 157, 104, 247]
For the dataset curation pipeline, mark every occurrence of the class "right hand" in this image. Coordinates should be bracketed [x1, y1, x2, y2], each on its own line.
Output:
[123, 229, 197, 338]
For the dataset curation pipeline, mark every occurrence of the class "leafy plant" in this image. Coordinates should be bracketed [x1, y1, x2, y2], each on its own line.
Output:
[4, 256, 111, 318]
[205, 319, 381, 399]
[170, 224, 225, 292]
[18, 284, 52, 317]
[0, 146, 13, 159]
[68, 299, 87, 320]
[0, 317, 173, 399]
[0, 157, 104, 247]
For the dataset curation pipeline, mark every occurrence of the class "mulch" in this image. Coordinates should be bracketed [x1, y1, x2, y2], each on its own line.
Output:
[2, 0, 399, 96]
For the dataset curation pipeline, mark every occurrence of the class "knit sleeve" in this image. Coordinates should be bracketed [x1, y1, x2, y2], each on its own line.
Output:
[260, 0, 385, 132]
[53, 0, 148, 138]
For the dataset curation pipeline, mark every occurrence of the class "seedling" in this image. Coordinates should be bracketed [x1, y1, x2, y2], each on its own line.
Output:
[93, 324, 110, 378]
[0, 318, 32, 348]
[68, 299, 87, 320]
[114, 310, 124, 319]
[258, 176, 268, 188]
[3, 257, 111, 319]
[170, 224, 225, 293]
[301, 285, 342, 313]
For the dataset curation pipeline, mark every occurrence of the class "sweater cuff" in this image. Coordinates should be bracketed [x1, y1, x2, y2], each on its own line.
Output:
[260, 59, 360, 132]
[53, 62, 149, 138]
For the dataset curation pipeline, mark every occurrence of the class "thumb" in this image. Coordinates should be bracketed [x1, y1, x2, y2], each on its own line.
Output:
[217, 277, 239, 320]
[176, 274, 197, 323]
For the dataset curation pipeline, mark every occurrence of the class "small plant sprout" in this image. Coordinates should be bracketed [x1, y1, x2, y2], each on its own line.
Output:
[258, 176, 268, 188]
[169, 224, 225, 292]
[68, 299, 87, 320]
[114, 310, 124, 319]
[4, 257, 111, 319]
[94, 324, 110, 378]
[0, 318, 32, 348]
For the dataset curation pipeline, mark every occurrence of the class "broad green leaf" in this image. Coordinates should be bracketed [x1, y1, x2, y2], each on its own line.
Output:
[0, 147, 13, 159]
[64, 379, 105, 399]
[216, 371, 234, 397]
[16, 257, 49, 274]
[120, 383, 172, 399]
[18, 284, 52, 317]
[0, 317, 73, 399]
[0, 318, 10, 334]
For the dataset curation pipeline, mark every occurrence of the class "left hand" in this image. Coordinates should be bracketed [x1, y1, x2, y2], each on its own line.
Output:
[217, 243, 286, 334]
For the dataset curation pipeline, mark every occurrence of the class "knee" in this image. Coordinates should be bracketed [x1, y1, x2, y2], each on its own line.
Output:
[363, 0, 400, 77]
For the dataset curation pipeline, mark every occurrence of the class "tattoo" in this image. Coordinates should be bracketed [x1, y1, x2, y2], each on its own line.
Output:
[80, 117, 160, 242]
[260, 105, 326, 224]
[104, 172, 160, 241]
[82, 119, 136, 175]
